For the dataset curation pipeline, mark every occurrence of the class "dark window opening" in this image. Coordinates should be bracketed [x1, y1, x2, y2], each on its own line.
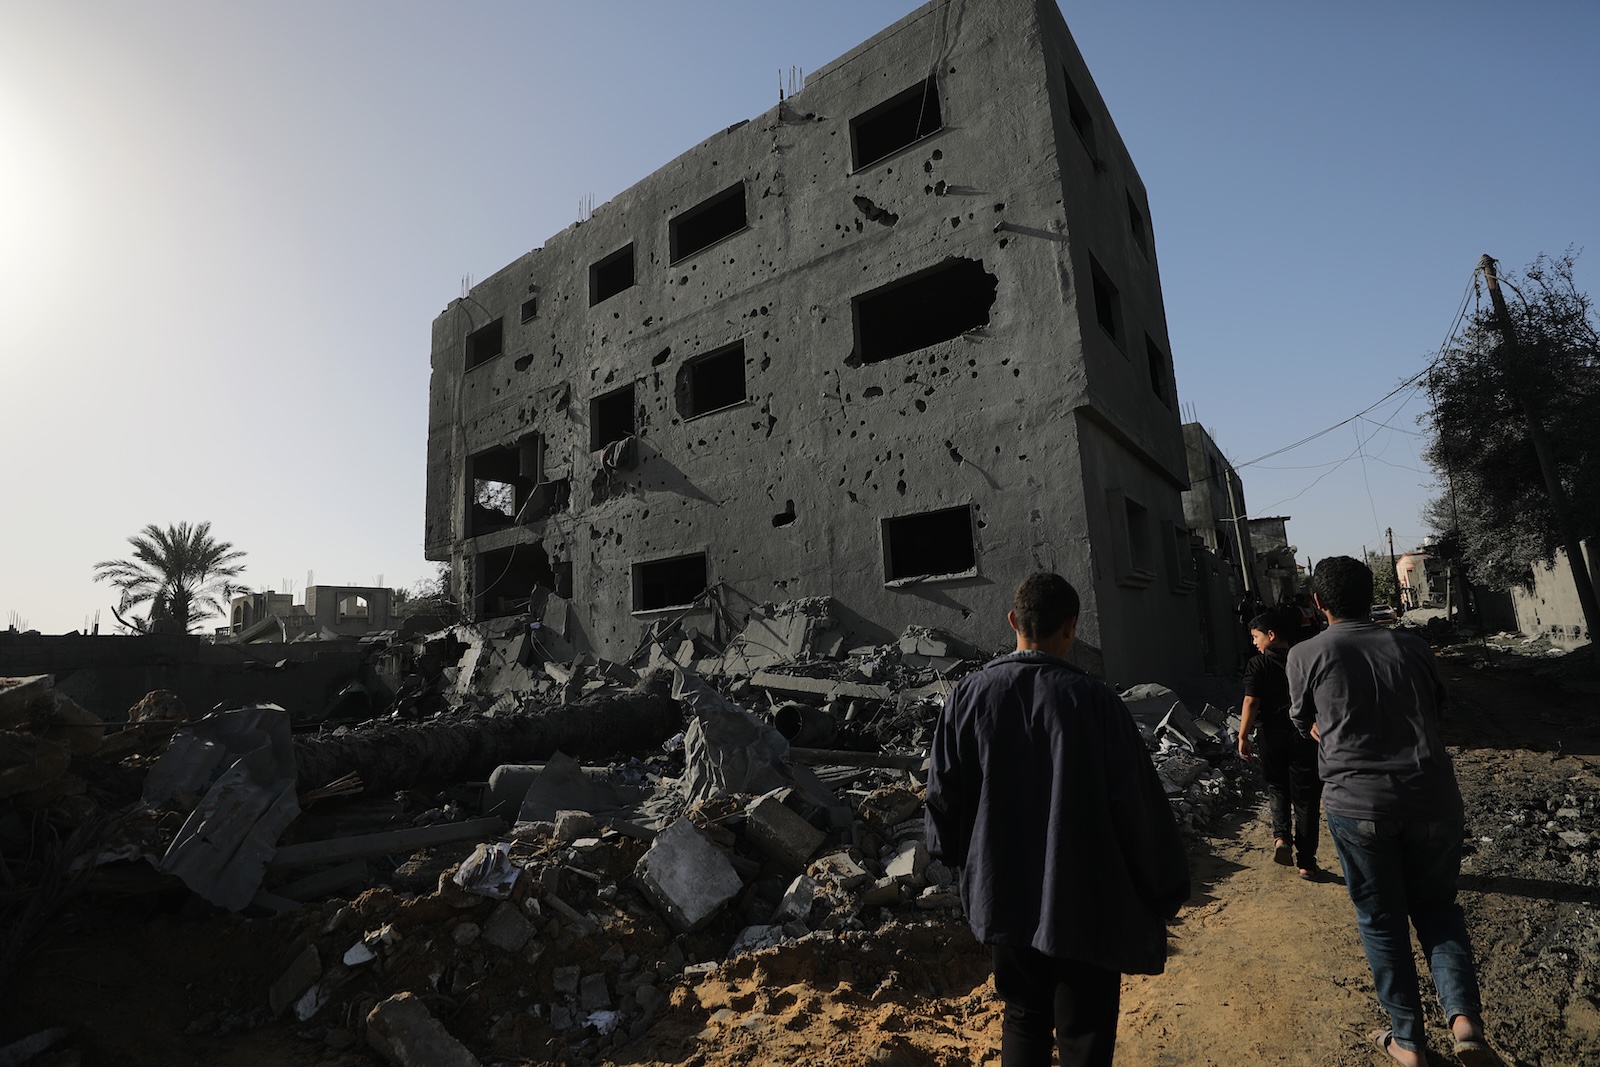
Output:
[520, 297, 538, 323]
[853, 258, 997, 364]
[589, 244, 635, 306]
[851, 75, 942, 170]
[1145, 335, 1171, 406]
[681, 342, 747, 417]
[1062, 70, 1096, 157]
[465, 318, 504, 370]
[1127, 498, 1153, 574]
[883, 506, 976, 582]
[670, 184, 747, 263]
[1088, 255, 1121, 345]
[633, 553, 708, 611]
[477, 542, 555, 619]
[336, 593, 370, 621]
[591, 384, 636, 450]
[1126, 193, 1148, 258]
[1108, 488, 1156, 589]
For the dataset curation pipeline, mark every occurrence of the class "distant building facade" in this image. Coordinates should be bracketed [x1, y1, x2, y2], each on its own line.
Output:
[226, 585, 394, 642]
[424, 0, 1202, 681]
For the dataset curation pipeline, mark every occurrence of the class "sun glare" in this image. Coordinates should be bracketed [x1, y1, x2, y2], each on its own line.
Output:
[0, 91, 81, 314]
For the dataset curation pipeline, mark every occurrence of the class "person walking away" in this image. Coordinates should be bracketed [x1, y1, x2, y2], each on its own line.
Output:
[925, 573, 1191, 1067]
[1288, 555, 1503, 1067]
[1237, 609, 1323, 879]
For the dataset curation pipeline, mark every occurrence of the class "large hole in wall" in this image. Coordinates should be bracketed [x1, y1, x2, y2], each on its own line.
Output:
[883, 505, 976, 583]
[589, 244, 635, 306]
[591, 385, 636, 450]
[853, 258, 997, 364]
[633, 553, 708, 612]
[670, 183, 747, 263]
[679, 341, 747, 418]
[467, 435, 549, 536]
[477, 542, 555, 619]
[465, 318, 504, 370]
[851, 75, 942, 170]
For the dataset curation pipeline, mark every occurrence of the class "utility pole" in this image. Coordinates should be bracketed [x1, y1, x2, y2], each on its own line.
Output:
[1223, 466, 1254, 603]
[1387, 527, 1404, 614]
[1480, 254, 1600, 667]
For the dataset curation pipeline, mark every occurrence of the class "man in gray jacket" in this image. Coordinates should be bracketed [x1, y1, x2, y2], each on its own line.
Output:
[1289, 555, 1501, 1067]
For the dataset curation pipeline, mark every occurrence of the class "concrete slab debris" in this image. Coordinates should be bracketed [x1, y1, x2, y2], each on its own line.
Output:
[745, 790, 826, 870]
[366, 991, 482, 1067]
[632, 817, 744, 933]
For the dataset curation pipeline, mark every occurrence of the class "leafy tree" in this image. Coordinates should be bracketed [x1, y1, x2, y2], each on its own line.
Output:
[93, 522, 247, 634]
[1422, 251, 1600, 589]
[1364, 550, 1399, 607]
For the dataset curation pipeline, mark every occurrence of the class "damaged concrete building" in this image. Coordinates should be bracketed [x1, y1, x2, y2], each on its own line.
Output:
[426, 0, 1202, 681]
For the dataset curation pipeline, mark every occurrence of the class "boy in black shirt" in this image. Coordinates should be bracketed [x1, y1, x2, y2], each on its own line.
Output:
[1238, 609, 1323, 878]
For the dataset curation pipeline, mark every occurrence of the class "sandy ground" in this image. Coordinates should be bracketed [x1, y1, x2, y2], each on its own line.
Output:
[9, 652, 1599, 1067]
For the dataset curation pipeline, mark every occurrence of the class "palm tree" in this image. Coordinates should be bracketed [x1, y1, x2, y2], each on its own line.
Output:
[93, 522, 247, 634]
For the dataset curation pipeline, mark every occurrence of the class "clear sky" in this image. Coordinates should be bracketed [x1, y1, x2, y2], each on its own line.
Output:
[2, 1, 1596, 635]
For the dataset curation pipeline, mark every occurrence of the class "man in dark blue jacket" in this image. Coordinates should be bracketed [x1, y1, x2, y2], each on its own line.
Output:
[925, 572, 1191, 1067]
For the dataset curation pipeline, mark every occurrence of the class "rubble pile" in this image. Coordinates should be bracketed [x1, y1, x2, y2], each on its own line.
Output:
[0, 596, 1266, 1063]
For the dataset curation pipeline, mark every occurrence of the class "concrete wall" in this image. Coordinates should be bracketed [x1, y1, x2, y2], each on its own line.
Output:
[1511, 540, 1597, 648]
[424, 0, 1201, 681]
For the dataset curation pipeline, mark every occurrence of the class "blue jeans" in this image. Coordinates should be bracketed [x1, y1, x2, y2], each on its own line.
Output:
[1326, 813, 1482, 1053]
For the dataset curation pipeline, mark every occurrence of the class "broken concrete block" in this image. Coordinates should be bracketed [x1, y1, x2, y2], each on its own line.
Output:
[269, 944, 322, 1018]
[554, 810, 596, 842]
[0, 676, 52, 728]
[633, 818, 744, 933]
[771, 874, 817, 924]
[552, 965, 581, 995]
[481, 902, 533, 953]
[810, 851, 872, 891]
[579, 973, 612, 1011]
[451, 923, 481, 947]
[745, 791, 826, 870]
[366, 992, 481, 1067]
[916, 885, 962, 909]
[729, 924, 789, 957]
[885, 842, 929, 888]
[859, 876, 902, 908]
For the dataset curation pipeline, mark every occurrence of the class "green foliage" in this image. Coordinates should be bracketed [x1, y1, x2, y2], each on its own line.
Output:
[1423, 251, 1600, 588]
[93, 521, 246, 634]
[1364, 550, 1399, 606]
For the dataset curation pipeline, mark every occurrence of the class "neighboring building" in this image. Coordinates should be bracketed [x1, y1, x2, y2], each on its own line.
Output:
[226, 585, 395, 642]
[1179, 423, 1255, 673]
[424, 0, 1201, 681]
[1248, 516, 1300, 606]
[1510, 539, 1597, 649]
[1396, 548, 1446, 609]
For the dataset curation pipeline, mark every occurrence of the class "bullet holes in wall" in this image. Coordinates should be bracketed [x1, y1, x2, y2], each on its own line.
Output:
[852, 258, 997, 364]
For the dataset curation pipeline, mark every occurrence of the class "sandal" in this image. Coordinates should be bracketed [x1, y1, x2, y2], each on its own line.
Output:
[1273, 840, 1293, 866]
[1452, 1036, 1504, 1067]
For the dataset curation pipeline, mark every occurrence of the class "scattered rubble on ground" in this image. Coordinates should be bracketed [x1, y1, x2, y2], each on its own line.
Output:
[0, 597, 1264, 1063]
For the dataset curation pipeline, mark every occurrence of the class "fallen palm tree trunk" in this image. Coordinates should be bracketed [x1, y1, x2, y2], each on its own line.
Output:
[293, 690, 683, 795]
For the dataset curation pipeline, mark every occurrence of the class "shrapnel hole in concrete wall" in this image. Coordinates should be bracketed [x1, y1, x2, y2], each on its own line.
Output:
[1145, 334, 1170, 406]
[682, 341, 747, 418]
[1088, 254, 1122, 346]
[1126, 193, 1149, 258]
[853, 258, 997, 365]
[478, 542, 555, 618]
[591, 385, 636, 450]
[468, 444, 534, 537]
[466, 317, 504, 370]
[1062, 67, 1096, 159]
[520, 297, 538, 323]
[337, 594, 370, 620]
[851, 74, 943, 170]
[670, 183, 747, 263]
[883, 505, 976, 583]
[633, 552, 708, 612]
[590, 243, 636, 306]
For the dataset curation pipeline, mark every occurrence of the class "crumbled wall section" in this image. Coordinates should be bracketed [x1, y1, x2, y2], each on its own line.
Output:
[424, 0, 1202, 681]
